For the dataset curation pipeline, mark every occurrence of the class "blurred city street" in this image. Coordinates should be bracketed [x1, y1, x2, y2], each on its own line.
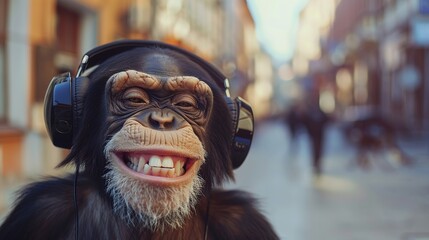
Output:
[225, 119, 429, 240]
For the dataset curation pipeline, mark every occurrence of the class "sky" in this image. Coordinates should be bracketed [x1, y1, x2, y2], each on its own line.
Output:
[246, 0, 309, 64]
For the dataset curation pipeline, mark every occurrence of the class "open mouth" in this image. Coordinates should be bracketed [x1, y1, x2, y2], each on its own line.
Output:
[114, 152, 195, 178]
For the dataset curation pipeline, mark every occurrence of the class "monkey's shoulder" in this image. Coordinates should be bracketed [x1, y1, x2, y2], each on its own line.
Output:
[8, 175, 83, 212]
[0, 175, 82, 238]
[0, 176, 127, 239]
[14, 174, 98, 203]
[208, 189, 279, 240]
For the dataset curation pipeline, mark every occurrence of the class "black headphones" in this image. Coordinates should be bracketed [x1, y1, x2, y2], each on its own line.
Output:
[44, 40, 254, 169]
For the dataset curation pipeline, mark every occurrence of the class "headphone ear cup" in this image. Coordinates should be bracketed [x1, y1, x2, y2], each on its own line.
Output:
[226, 97, 238, 134]
[227, 97, 254, 169]
[44, 73, 73, 148]
[43, 74, 90, 149]
[72, 76, 90, 136]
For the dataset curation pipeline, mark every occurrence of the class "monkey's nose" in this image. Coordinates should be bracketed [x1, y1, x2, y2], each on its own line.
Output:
[149, 111, 175, 130]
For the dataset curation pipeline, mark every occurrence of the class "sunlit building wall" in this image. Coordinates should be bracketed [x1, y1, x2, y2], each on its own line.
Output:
[247, 52, 273, 118]
[220, 0, 258, 98]
[325, 0, 381, 120]
[324, 0, 429, 132]
[150, 0, 224, 60]
[0, 0, 139, 212]
[290, 0, 339, 115]
[294, 0, 338, 75]
[292, 0, 425, 128]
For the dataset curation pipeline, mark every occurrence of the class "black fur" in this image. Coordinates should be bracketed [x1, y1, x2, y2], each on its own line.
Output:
[0, 45, 279, 239]
[0, 176, 278, 239]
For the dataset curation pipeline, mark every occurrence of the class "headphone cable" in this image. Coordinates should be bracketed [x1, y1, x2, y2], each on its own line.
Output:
[74, 161, 80, 240]
[204, 193, 211, 240]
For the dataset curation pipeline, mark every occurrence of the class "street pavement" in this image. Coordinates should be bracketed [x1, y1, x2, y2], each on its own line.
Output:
[225, 119, 429, 240]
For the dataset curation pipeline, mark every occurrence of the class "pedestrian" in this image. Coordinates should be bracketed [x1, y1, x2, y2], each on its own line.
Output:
[301, 99, 329, 175]
[284, 101, 305, 150]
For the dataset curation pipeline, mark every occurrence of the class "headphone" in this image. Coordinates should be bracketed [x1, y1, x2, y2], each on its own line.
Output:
[44, 40, 254, 169]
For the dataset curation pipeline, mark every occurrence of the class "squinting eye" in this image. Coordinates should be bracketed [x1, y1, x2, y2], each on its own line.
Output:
[175, 101, 195, 108]
[122, 88, 149, 105]
[173, 95, 198, 109]
[127, 97, 145, 103]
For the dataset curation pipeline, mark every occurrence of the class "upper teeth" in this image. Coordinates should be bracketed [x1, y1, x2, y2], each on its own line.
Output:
[126, 155, 186, 177]
[149, 156, 161, 167]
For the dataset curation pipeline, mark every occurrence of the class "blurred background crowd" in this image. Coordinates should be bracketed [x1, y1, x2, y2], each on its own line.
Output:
[1, 0, 429, 239]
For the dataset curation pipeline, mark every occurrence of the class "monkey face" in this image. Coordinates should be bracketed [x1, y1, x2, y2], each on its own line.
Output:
[105, 70, 213, 185]
[102, 59, 215, 230]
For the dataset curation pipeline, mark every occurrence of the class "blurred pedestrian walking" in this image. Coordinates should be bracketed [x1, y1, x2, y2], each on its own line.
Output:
[283, 98, 329, 175]
[283, 101, 305, 153]
[301, 100, 329, 175]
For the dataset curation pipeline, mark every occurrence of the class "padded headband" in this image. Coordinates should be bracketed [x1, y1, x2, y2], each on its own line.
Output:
[76, 40, 231, 95]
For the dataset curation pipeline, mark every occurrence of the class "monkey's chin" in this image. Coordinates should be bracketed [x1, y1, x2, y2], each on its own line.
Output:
[104, 158, 204, 231]
[109, 150, 202, 187]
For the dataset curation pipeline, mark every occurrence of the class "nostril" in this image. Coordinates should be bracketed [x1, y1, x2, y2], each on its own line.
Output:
[163, 119, 174, 129]
[149, 112, 175, 129]
[149, 115, 161, 128]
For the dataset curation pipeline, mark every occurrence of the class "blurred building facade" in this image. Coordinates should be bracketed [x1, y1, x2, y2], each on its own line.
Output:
[0, 0, 266, 185]
[291, 0, 429, 135]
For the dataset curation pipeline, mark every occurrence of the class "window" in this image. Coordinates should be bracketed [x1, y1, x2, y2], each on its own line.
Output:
[56, 5, 80, 55]
[33, 5, 81, 102]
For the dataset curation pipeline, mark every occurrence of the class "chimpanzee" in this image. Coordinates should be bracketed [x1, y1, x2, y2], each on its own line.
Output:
[0, 40, 278, 240]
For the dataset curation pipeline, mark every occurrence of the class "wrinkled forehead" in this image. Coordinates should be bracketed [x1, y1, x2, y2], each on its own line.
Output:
[107, 70, 213, 97]
[87, 48, 222, 96]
